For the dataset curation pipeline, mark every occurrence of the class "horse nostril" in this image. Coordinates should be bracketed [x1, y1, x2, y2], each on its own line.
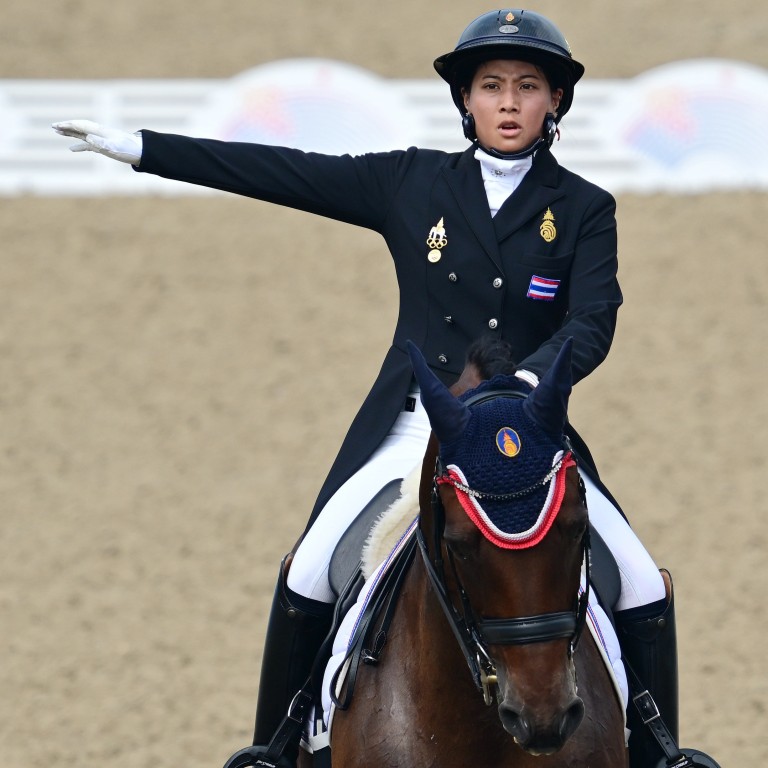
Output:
[498, 702, 531, 744]
[559, 698, 585, 741]
[500, 697, 584, 752]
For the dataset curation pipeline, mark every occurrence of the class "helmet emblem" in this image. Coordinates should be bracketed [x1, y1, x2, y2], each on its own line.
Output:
[499, 23, 519, 34]
[505, 12, 515, 22]
[540, 208, 557, 242]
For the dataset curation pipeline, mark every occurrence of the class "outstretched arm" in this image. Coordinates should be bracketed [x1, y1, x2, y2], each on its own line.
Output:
[52, 121, 418, 232]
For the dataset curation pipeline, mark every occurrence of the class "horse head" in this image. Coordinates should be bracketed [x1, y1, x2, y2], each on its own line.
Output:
[409, 338, 588, 755]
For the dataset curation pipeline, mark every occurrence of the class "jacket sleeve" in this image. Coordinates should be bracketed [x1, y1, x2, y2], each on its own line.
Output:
[135, 130, 417, 232]
[518, 187, 622, 384]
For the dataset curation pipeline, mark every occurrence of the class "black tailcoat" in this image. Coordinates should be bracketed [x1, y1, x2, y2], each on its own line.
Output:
[136, 132, 622, 526]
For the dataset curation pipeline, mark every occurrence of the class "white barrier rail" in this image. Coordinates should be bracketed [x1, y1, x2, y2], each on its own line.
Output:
[2, 58, 767, 195]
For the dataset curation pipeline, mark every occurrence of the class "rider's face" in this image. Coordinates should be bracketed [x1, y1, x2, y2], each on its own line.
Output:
[462, 59, 562, 155]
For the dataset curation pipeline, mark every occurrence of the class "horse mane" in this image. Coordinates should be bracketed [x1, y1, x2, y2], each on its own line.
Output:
[464, 337, 518, 379]
[361, 338, 520, 577]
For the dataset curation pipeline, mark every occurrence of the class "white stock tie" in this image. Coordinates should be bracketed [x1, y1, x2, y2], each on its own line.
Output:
[474, 149, 533, 217]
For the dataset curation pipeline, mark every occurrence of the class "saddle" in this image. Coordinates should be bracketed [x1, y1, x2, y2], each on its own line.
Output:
[327, 475, 622, 624]
[328, 478, 404, 599]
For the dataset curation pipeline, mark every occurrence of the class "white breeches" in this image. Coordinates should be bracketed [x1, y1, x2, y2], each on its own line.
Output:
[581, 474, 666, 609]
[287, 390, 431, 604]
[287, 394, 665, 611]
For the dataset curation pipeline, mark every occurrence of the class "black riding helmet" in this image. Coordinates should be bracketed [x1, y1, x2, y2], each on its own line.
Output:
[434, 9, 585, 128]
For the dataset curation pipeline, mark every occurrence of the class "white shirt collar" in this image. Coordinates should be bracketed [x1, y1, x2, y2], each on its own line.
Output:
[474, 149, 533, 217]
[474, 148, 533, 179]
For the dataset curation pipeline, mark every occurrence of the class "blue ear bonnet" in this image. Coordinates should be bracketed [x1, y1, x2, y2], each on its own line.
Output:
[439, 374, 567, 538]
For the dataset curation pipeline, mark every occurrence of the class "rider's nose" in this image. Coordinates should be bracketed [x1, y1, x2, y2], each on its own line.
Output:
[500, 92, 518, 112]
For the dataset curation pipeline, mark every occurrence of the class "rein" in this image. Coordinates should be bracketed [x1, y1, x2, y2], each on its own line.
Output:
[417, 387, 591, 707]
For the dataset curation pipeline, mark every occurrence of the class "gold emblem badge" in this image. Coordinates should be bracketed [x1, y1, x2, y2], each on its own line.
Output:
[540, 208, 557, 242]
[499, 12, 519, 33]
[426, 217, 448, 262]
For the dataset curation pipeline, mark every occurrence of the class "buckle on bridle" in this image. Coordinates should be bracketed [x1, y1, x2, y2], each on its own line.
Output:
[476, 647, 498, 706]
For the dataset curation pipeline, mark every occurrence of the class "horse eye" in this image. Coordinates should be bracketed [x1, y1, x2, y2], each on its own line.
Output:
[444, 528, 480, 560]
[446, 539, 473, 561]
[571, 519, 588, 541]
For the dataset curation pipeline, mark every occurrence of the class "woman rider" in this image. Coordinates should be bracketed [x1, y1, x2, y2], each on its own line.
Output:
[52, 10, 705, 767]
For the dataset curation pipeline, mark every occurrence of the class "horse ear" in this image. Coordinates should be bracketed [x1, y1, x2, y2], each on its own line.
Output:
[407, 340, 470, 444]
[522, 338, 573, 441]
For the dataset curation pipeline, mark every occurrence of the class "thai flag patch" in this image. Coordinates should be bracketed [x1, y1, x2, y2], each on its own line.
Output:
[527, 275, 560, 301]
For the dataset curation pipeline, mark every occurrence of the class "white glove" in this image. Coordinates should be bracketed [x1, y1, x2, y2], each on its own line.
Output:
[51, 120, 143, 165]
[515, 369, 539, 389]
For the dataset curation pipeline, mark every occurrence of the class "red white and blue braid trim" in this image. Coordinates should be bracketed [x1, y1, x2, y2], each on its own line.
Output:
[440, 451, 577, 550]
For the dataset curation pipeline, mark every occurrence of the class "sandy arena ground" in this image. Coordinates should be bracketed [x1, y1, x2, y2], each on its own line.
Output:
[2, 2, 767, 766]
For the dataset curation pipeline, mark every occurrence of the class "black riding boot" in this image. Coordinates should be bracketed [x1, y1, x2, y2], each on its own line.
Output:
[251, 555, 334, 763]
[617, 569, 678, 768]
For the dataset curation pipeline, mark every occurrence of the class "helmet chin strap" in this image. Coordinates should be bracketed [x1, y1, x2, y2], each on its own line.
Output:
[479, 136, 546, 161]
[469, 112, 558, 161]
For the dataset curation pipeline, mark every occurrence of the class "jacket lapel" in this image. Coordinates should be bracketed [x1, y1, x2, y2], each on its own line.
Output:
[443, 147, 503, 270]
[493, 149, 565, 242]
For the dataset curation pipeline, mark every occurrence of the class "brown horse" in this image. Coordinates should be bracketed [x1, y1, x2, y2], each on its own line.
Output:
[325, 340, 628, 768]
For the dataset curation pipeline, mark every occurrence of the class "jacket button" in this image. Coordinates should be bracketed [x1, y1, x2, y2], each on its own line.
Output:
[488, 318, 498, 329]
[448, 272, 458, 282]
[493, 277, 503, 289]
[444, 315, 453, 324]
[438, 354, 448, 364]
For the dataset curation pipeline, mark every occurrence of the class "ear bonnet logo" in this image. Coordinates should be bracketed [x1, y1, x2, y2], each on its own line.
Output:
[496, 427, 521, 457]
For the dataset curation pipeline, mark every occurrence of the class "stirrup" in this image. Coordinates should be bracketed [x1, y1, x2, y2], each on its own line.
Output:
[223, 689, 313, 768]
[222, 745, 293, 768]
[654, 750, 722, 768]
[631, 687, 722, 768]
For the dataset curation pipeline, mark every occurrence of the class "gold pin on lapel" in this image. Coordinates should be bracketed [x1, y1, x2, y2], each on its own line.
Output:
[426, 217, 448, 262]
[540, 208, 557, 242]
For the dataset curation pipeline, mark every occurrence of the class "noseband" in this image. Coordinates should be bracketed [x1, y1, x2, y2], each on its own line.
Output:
[416, 389, 591, 706]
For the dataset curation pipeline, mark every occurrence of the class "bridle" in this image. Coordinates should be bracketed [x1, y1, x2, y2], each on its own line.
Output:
[415, 388, 591, 706]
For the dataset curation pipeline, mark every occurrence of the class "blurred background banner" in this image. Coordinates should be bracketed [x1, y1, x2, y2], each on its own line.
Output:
[2, 57, 767, 196]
